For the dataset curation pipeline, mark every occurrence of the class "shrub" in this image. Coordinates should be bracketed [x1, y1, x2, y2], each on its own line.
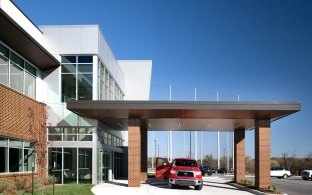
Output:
[0, 181, 9, 193]
[269, 184, 277, 193]
[43, 175, 55, 185]
[240, 179, 253, 186]
[14, 177, 27, 191]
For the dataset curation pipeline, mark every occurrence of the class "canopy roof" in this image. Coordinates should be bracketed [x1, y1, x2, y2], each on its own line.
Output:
[0, 9, 59, 70]
[67, 101, 300, 131]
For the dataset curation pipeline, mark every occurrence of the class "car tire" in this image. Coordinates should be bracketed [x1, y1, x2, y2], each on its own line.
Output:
[195, 183, 203, 190]
[283, 174, 288, 179]
[168, 183, 175, 189]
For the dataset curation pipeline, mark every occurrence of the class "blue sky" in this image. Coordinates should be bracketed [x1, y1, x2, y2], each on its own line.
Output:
[14, 0, 312, 158]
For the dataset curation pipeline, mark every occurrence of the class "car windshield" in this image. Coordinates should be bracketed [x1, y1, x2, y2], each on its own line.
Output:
[174, 159, 197, 167]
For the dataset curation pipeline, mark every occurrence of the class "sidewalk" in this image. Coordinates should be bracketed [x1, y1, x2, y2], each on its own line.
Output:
[92, 176, 256, 195]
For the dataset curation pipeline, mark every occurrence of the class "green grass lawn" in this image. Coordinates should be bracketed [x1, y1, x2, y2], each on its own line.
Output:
[24, 184, 94, 195]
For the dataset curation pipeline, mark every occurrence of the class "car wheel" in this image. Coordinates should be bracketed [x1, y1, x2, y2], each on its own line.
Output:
[168, 183, 175, 189]
[195, 183, 203, 190]
[283, 174, 288, 179]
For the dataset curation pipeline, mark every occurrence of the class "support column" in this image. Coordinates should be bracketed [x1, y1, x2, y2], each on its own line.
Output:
[255, 119, 271, 190]
[140, 127, 148, 181]
[128, 119, 141, 187]
[234, 129, 245, 183]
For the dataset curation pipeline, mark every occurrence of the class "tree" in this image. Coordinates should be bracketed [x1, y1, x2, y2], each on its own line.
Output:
[304, 152, 312, 168]
[278, 151, 296, 171]
[245, 155, 254, 174]
[202, 154, 217, 169]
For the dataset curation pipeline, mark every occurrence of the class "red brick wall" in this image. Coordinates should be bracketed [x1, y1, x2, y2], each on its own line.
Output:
[0, 84, 47, 181]
[255, 119, 271, 189]
[234, 129, 245, 183]
[128, 119, 141, 187]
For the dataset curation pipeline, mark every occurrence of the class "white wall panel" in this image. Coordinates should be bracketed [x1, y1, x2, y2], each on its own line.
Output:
[41, 27, 60, 55]
[40, 25, 98, 55]
[118, 60, 152, 100]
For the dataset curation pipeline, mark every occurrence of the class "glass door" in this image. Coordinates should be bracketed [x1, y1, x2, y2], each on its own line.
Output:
[103, 153, 110, 181]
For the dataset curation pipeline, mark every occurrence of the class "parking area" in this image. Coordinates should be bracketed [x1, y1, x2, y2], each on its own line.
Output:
[92, 176, 256, 195]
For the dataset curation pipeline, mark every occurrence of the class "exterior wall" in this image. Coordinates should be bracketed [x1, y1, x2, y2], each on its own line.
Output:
[0, 0, 43, 46]
[234, 129, 245, 183]
[118, 60, 152, 100]
[128, 119, 141, 187]
[255, 119, 271, 189]
[40, 25, 125, 92]
[0, 84, 47, 180]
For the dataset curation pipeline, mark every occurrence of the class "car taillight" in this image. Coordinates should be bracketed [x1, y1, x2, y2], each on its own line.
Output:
[170, 169, 176, 175]
[195, 171, 202, 176]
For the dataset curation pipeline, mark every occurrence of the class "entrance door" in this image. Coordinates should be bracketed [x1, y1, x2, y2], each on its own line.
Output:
[102, 153, 110, 181]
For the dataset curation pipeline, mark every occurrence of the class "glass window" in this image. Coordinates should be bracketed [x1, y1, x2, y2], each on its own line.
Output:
[0, 43, 37, 98]
[62, 64, 76, 73]
[0, 55, 9, 86]
[0, 43, 9, 58]
[25, 62, 36, 76]
[62, 56, 76, 63]
[0, 137, 7, 147]
[10, 52, 24, 68]
[0, 138, 36, 174]
[49, 148, 62, 184]
[78, 56, 93, 63]
[64, 127, 77, 141]
[10, 63, 23, 93]
[78, 148, 92, 183]
[78, 74, 92, 100]
[0, 147, 8, 173]
[25, 72, 36, 99]
[9, 139, 23, 147]
[24, 148, 35, 172]
[63, 148, 77, 184]
[62, 74, 77, 102]
[78, 64, 93, 73]
[9, 148, 23, 172]
[48, 127, 62, 141]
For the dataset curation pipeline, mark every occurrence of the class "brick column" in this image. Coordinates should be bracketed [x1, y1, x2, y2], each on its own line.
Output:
[128, 119, 141, 187]
[140, 127, 148, 181]
[234, 129, 245, 183]
[255, 119, 271, 189]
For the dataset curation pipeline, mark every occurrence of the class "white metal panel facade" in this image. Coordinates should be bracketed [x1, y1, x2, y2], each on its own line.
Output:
[98, 29, 125, 92]
[40, 25, 99, 55]
[118, 60, 152, 100]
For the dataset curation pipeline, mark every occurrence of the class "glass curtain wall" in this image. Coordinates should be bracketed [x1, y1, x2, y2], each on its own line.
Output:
[48, 127, 93, 141]
[48, 147, 92, 184]
[98, 60, 124, 100]
[61, 56, 93, 102]
[0, 43, 37, 99]
[97, 150, 110, 183]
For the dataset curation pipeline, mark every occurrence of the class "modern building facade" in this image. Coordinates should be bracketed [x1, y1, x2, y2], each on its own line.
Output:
[0, 0, 300, 191]
[0, 0, 152, 185]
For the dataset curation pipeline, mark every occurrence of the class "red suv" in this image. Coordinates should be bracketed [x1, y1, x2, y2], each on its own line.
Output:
[155, 157, 203, 190]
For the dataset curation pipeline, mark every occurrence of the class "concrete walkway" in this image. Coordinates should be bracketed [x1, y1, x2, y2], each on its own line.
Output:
[92, 176, 256, 195]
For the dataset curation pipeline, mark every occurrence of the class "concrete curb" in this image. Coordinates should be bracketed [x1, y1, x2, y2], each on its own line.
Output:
[229, 183, 288, 195]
